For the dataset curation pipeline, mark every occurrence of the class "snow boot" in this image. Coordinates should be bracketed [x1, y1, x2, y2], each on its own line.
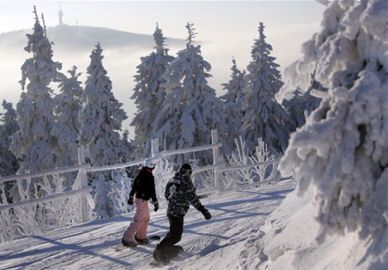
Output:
[135, 235, 150, 245]
[121, 238, 137, 247]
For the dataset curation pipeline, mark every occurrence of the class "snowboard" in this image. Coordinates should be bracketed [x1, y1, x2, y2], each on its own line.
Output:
[150, 245, 184, 266]
[148, 235, 162, 242]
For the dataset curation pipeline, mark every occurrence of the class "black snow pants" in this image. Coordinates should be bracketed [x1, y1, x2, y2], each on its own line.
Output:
[158, 215, 184, 248]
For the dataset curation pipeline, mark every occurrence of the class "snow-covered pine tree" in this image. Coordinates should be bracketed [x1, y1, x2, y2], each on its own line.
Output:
[283, 70, 326, 129]
[10, 7, 62, 173]
[121, 129, 138, 178]
[221, 58, 246, 154]
[152, 23, 227, 163]
[280, 0, 388, 240]
[0, 100, 19, 177]
[283, 88, 321, 129]
[50, 66, 83, 189]
[122, 129, 134, 163]
[79, 43, 128, 218]
[242, 22, 292, 154]
[131, 24, 174, 158]
[52, 66, 83, 169]
[108, 170, 131, 216]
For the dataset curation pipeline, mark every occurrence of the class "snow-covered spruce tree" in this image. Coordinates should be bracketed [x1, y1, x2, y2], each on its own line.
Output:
[108, 170, 132, 216]
[131, 24, 174, 158]
[121, 129, 138, 177]
[152, 23, 227, 163]
[122, 129, 135, 163]
[79, 43, 128, 218]
[242, 22, 293, 154]
[10, 8, 62, 173]
[52, 66, 83, 169]
[280, 0, 388, 240]
[283, 70, 326, 129]
[221, 58, 246, 154]
[0, 100, 19, 224]
[283, 88, 321, 129]
[0, 100, 19, 177]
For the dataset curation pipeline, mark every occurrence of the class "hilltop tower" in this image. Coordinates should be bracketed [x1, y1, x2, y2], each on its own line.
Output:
[58, 1, 63, 26]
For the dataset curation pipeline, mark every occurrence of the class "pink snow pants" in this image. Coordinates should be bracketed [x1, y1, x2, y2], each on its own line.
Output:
[123, 198, 150, 241]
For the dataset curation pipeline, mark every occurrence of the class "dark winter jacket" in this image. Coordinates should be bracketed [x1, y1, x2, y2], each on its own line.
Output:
[164, 172, 205, 217]
[130, 167, 158, 204]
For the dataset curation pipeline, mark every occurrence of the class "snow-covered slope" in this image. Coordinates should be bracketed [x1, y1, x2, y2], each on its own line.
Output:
[0, 180, 294, 270]
[239, 187, 388, 270]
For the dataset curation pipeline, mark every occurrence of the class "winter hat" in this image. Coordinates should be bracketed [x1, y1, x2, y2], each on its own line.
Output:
[144, 159, 156, 169]
[180, 163, 192, 175]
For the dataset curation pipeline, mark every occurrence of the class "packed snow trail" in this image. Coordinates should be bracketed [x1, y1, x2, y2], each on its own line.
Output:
[0, 180, 294, 270]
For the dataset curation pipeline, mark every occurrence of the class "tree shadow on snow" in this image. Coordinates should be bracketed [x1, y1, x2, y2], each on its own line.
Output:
[206, 188, 293, 214]
[0, 235, 134, 268]
[149, 210, 268, 241]
[357, 229, 388, 270]
[75, 215, 130, 228]
[148, 188, 293, 241]
[149, 222, 229, 240]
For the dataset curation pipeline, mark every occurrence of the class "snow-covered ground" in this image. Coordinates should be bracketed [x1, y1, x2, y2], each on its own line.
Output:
[240, 186, 388, 270]
[1, 177, 386, 270]
[0, 180, 294, 270]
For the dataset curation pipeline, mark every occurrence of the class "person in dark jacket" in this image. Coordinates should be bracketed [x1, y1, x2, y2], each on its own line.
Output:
[122, 159, 159, 247]
[153, 163, 211, 262]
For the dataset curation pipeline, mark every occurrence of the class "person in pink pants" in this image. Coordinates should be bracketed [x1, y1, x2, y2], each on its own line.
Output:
[122, 159, 159, 247]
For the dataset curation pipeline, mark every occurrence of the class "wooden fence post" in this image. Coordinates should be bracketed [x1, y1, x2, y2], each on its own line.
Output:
[151, 138, 161, 200]
[77, 146, 89, 223]
[211, 130, 222, 193]
[151, 138, 160, 158]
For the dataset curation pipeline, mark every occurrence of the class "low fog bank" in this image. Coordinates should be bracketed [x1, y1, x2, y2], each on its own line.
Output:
[0, 21, 321, 138]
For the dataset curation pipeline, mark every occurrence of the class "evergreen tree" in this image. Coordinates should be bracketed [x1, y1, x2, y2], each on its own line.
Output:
[0, 100, 19, 176]
[121, 129, 138, 178]
[79, 43, 128, 218]
[220, 58, 246, 153]
[10, 7, 62, 173]
[52, 66, 83, 168]
[152, 23, 226, 163]
[122, 129, 134, 162]
[131, 24, 174, 158]
[283, 88, 321, 129]
[283, 71, 327, 130]
[242, 22, 292, 154]
[280, 0, 388, 239]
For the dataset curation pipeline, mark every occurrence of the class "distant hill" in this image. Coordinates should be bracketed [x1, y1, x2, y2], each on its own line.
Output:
[0, 25, 185, 52]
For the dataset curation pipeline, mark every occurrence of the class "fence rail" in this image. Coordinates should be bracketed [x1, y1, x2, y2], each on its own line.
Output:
[0, 187, 90, 212]
[0, 130, 279, 242]
[0, 165, 86, 184]
[0, 129, 278, 210]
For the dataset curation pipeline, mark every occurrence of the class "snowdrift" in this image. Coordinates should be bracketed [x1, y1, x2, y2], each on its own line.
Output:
[241, 188, 388, 270]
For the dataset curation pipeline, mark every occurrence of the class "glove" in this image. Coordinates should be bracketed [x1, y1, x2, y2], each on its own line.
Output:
[127, 196, 134, 205]
[202, 208, 212, 220]
[153, 200, 159, 212]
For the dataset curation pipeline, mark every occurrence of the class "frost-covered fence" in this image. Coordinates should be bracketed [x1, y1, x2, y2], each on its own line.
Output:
[0, 163, 94, 242]
[149, 131, 280, 194]
[219, 137, 281, 191]
[0, 130, 279, 242]
[140, 130, 223, 200]
[0, 130, 220, 242]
